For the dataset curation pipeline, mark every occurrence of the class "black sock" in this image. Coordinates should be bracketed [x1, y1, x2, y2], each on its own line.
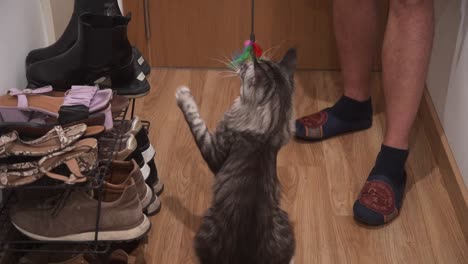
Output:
[372, 145, 409, 182]
[330, 95, 372, 121]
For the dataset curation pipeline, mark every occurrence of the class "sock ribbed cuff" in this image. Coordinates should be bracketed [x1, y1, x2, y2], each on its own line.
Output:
[330, 95, 372, 121]
[372, 144, 409, 179]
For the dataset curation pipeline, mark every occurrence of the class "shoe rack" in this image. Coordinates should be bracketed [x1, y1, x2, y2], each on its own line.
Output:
[0, 0, 158, 260]
[0, 106, 153, 258]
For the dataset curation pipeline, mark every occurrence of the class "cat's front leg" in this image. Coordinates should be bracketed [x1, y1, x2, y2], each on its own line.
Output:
[176, 86, 225, 173]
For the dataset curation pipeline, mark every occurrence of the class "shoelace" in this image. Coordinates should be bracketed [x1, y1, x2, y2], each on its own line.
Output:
[51, 189, 72, 217]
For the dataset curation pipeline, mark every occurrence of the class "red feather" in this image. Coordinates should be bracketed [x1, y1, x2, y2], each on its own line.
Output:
[252, 43, 263, 58]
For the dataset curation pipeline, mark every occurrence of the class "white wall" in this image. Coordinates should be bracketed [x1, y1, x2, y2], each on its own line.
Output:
[118, 0, 123, 12]
[0, 0, 125, 95]
[427, 0, 468, 186]
[0, 1, 48, 94]
[49, 0, 73, 40]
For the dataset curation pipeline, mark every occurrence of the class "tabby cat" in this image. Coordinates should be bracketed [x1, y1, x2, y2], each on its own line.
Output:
[176, 49, 297, 264]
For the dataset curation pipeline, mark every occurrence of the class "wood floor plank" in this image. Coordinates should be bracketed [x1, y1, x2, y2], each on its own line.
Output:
[135, 69, 468, 264]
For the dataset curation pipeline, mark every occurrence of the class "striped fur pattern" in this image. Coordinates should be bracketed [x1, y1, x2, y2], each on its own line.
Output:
[176, 49, 297, 264]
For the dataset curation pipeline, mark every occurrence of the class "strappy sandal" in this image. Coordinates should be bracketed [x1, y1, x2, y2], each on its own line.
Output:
[47, 91, 130, 118]
[0, 161, 43, 188]
[0, 86, 114, 129]
[38, 138, 98, 184]
[0, 124, 87, 158]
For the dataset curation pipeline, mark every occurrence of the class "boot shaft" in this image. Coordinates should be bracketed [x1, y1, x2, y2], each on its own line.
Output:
[79, 14, 132, 67]
[74, 0, 122, 16]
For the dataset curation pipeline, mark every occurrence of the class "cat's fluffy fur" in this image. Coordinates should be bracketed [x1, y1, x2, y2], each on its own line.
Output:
[176, 49, 297, 264]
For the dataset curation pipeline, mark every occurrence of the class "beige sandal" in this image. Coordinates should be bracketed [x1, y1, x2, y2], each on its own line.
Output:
[38, 138, 98, 184]
[0, 161, 43, 188]
[0, 124, 87, 158]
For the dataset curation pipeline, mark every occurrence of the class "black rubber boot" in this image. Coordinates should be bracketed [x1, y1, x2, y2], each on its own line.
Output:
[26, 14, 149, 96]
[25, 0, 121, 67]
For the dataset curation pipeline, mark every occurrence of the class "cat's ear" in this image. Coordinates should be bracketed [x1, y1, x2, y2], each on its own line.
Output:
[279, 48, 297, 77]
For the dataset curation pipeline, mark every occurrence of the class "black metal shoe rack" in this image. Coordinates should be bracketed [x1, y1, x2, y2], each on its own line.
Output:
[0, 105, 151, 260]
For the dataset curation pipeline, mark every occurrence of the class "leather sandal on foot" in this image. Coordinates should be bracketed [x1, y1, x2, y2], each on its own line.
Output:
[0, 124, 87, 158]
[39, 138, 98, 184]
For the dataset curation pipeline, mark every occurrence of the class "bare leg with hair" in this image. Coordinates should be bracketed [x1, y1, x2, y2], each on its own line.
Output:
[382, 0, 434, 149]
[297, 0, 434, 226]
[295, 0, 377, 141]
[353, 0, 434, 226]
[333, 0, 379, 101]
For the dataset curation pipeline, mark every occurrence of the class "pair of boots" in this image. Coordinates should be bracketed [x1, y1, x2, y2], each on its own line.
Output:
[26, 0, 150, 97]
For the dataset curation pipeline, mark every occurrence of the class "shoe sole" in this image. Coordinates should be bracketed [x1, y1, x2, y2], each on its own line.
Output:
[121, 89, 150, 99]
[154, 181, 164, 196]
[12, 215, 151, 242]
[294, 124, 372, 142]
[141, 184, 153, 210]
[140, 163, 150, 180]
[142, 144, 155, 164]
[144, 193, 161, 216]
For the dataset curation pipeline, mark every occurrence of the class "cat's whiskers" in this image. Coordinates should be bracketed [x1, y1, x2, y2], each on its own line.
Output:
[216, 71, 238, 79]
[261, 43, 284, 61]
[210, 58, 237, 70]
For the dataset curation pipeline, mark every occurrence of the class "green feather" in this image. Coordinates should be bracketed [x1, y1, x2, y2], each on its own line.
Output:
[232, 45, 253, 67]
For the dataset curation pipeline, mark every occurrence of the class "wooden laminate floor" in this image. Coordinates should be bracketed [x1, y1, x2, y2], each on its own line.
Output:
[134, 69, 468, 264]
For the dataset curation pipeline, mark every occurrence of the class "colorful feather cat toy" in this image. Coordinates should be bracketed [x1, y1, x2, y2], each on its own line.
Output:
[232, 0, 263, 66]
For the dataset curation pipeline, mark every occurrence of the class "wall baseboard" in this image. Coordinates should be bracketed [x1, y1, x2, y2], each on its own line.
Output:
[422, 88, 468, 241]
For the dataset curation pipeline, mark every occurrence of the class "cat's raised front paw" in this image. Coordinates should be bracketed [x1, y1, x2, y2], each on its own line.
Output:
[176, 86, 193, 106]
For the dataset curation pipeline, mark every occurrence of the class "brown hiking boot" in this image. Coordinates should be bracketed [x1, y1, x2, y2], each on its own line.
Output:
[10, 178, 150, 241]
